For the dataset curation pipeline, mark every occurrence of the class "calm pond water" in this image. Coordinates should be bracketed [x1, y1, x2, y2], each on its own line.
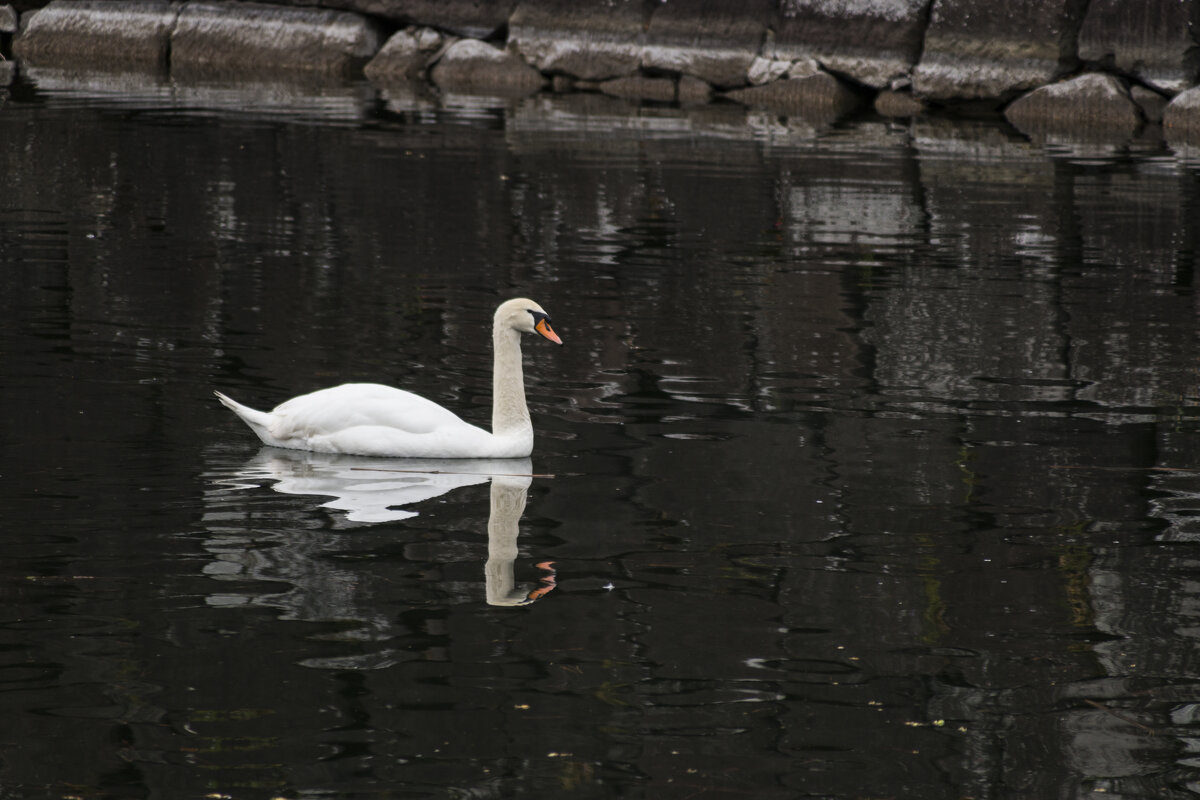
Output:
[5, 72, 1200, 799]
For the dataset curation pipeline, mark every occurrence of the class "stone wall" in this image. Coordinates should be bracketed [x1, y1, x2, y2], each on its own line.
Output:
[6, 0, 1200, 141]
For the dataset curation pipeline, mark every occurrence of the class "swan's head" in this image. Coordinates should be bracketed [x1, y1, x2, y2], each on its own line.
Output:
[495, 298, 562, 345]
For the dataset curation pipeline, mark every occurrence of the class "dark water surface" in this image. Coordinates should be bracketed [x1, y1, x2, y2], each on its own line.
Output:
[5, 75, 1200, 799]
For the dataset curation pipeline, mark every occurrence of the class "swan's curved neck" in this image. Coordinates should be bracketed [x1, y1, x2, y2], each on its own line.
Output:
[491, 325, 530, 437]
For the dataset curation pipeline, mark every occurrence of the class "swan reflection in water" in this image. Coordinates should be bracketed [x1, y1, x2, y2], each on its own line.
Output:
[208, 447, 556, 607]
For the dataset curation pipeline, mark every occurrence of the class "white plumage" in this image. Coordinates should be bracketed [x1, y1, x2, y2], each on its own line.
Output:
[215, 298, 562, 458]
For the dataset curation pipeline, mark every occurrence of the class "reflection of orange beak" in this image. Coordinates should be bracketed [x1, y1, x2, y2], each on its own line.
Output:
[535, 318, 563, 345]
[525, 560, 557, 603]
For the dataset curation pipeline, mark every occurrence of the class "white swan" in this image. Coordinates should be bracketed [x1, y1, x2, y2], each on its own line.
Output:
[214, 298, 562, 458]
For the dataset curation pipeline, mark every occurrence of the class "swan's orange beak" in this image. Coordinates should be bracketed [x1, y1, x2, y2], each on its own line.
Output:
[535, 318, 562, 345]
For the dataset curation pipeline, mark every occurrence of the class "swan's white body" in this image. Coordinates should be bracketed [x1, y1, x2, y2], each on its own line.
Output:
[215, 298, 561, 458]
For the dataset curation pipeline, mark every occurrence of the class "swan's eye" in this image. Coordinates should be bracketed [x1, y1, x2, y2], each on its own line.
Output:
[527, 309, 562, 344]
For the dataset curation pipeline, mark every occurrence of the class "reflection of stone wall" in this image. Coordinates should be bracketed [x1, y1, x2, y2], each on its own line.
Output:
[9, 0, 1200, 140]
[7, 76, 1200, 796]
[0, 2, 16, 84]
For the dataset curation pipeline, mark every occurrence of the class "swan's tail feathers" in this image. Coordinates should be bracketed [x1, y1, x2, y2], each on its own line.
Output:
[214, 391, 276, 443]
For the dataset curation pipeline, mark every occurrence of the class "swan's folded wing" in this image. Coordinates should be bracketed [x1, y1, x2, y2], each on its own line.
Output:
[269, 383, 469, 440]
[310, 423, 496, 458]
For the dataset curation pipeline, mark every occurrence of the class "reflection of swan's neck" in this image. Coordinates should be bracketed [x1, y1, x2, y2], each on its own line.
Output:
[492, 325, 529, 437]
[486, 475, 532, 606]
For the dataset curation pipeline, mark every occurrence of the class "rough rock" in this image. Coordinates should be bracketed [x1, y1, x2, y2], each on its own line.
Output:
[641, 0, 774, 89]
[171, 2, 382, 78]
[599, 74, 675, 102]
[0, 60, 13, 85]
[13, 0, 180, 70]
[324, 0, 516, 39]
[677, 74, 713, 105]
[1, 4, 17, 32]
[913, 0, 1088, 101]
[1077, 0, 1199, 95]
[1131, 86, 1167, 123]
[772, 0, 930, 90]
[364, 26, 447, 82]
[1004, 73, 1141, 135]
[1163, 86, 1200, 141]
[785, 57, 822, 80]
[510, 0, 649, 82]
[429, 38, 546, 95]
[724, 71, 862, 116]
[747, 54, 790, 86]
[875, 89, 925, 116]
